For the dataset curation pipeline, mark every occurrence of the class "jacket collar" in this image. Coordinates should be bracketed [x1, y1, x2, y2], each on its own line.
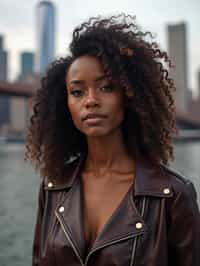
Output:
[44, 155, 85, 190]
[44, 154, 173, 198]
[134, 158, 173, 197]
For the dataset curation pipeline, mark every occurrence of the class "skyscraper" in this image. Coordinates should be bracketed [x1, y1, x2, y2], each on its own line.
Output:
[0, 36, 2, 50]
[167, 22, 188, 112]
[18, 52, 34, 81]
[10, 51, 34, 134]
[0, 35, 10, 128]
[198, 70, 200, 98]
[35, 1, 56, 74]
[0, 35, 8, 81]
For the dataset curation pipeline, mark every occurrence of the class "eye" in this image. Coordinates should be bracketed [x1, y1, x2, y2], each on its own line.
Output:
[100, 84, 114, 92]
[69, 88, 84, 97]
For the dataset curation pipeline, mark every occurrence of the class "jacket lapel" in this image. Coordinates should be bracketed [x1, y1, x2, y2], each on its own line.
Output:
[55, 174, 86, 261]
[91, 184, 147, 250]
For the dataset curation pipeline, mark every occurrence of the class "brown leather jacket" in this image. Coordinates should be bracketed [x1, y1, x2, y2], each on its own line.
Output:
[32, 156, 200, 266]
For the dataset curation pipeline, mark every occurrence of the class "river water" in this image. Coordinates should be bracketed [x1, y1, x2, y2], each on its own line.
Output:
[0, 142, 200, 265]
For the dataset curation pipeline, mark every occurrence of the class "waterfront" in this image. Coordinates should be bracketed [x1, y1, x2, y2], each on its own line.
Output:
[0, 142, 200, 265]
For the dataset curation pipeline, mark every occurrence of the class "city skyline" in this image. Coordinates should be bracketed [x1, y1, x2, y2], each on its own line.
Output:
[0, 0, 200, 95]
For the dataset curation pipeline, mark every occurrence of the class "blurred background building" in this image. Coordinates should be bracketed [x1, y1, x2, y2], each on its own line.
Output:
[35, 0, 56, 74]
[0, 35, 10, 130]
[9, 97, 29, 135]
[198, 70, 200, 96]
[8, 52, 35, 136]
[167, 22, 189, 112]
[188, 69, 200, 120]
[0, 35, 8, 80]
[18, 52, 35, 81]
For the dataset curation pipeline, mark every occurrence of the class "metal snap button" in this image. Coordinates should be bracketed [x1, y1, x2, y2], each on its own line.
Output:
[135, 222, 143, 229]
[48, 182, 53, 188]
[163, 188, 170, 195]
[59, 206, 65, 213]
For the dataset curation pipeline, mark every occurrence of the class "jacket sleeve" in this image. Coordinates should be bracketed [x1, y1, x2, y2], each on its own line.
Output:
[32, 177, 45, 266]
[168, 181, 200, 266]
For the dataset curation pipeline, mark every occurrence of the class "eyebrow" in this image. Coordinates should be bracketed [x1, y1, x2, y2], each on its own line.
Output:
[69, 74, 110, 85]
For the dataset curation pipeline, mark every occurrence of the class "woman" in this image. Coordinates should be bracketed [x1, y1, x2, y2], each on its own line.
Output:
[26, 14, 200, 266]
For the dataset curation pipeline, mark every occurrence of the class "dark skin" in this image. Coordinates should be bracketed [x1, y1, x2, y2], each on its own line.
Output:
[66, 55, 135, 250]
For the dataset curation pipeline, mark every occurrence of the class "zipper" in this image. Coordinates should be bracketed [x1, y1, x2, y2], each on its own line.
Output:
[130, 235, 138, 266]
[84, 232, 145, 266]
[55, 211, 85, 266]
[141, 197, 146, 217]
[130, 196, 146, 266]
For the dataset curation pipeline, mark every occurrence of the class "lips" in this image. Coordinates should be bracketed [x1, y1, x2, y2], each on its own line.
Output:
[82, 113, 107, 121]
[82, 113, 107, 126]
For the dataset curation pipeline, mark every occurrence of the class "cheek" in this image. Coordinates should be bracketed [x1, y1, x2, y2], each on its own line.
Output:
[115, 108, 124, 126]
[67, 99, 82, 128]
[110, 98, 125, 124]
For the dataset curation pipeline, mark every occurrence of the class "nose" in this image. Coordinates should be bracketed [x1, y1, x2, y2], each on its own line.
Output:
[85, 88, 100, 109]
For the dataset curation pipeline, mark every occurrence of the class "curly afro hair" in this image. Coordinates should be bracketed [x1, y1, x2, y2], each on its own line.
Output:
[25, 14, 176, 180]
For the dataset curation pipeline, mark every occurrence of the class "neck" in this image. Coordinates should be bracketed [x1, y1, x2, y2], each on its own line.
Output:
[85, 129, 135, 175]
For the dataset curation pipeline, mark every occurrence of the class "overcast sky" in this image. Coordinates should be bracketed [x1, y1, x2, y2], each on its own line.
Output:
[0, 0, 200, 95]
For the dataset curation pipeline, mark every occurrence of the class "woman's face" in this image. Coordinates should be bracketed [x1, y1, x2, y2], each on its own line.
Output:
[66, 55, 124, 137]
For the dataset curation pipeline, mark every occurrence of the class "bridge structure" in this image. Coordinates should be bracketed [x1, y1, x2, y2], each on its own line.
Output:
[176, 110, 200, 129]
[0, 81, 35, 97]
[1, 81, 200, 129]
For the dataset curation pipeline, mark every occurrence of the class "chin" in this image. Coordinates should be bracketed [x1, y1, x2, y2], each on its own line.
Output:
[84, 128, 110, 137]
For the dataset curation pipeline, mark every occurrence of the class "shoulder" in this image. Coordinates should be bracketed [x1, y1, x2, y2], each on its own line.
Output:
[161, 164, 198, 202]
[42, 155, 83, 190]
[161, 165, 200, 243]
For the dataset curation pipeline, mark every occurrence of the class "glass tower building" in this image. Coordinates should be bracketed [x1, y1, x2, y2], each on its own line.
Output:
[35, 1, 56, 74]
[18, 52, 34, 80]
[167, 22, 188, 112]
[0, 35, 10, 128]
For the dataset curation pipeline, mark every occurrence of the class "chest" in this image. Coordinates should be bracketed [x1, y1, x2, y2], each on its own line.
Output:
[81, 175, 134, 252]
[43, 186, 171, 266]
